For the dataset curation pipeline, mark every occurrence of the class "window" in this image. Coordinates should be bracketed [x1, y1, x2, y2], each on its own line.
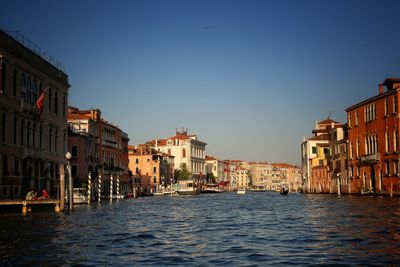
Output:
[182, 148, 186, 158]
[13, 116, 17, 145]
[20, 120, 25, 146]
[394, 95, 398, 114]
[385, 130, 389, 153]
[3, 156, 8, 176]
[71, 146, 78, 158]
[394, 160, 398, 175]
[32, 79, 37, 103]
[32, 123, 36, 147]
[323, 148, 328, 154]
[54, 91, 58, 115]
[14, 158, 20, 176]
[356, 139, 359, 157]
[13, 69, 17, 96]
[1, 60, 6, 93]
[71, 165, 77, 178]
[312, 146, 317, 154]
[168, 149, 171, 155]
[49, 128, 52, 152]
[54, 129, 58, 153]
[348, 113, 352, 127]
[1, 112, 6, 143]
[355, 111, 358, 126]
[385, 98, 388, 116]
[153, 167, 156, 173]
[385, 160, 390, 175]
[48, 88, 52, 111]
[394, 129, 398, 152]
[136, 167, 139, 174]
[153, 176, 156, 183]
[135, 158, 139, 164]
[27, 121, 31, 147]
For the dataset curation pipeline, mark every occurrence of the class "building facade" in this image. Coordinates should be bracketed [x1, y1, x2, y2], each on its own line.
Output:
[128, 146, 174, 194]
[0, 30, 69, 199]
[68, 107, 130, 199]
[346, 79, 400, 195]
[236, 166, 250, 189]
[147, 129, 207, 179]
[301, 118, 341, 193]
[205, 155, 226, 183]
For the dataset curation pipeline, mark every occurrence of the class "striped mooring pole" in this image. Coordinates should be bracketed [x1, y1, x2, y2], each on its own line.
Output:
[98, 173, 102, 204]
[88, 172, 92, 204]
[110, 174, 113, 203]
[117, 174, 120, 200]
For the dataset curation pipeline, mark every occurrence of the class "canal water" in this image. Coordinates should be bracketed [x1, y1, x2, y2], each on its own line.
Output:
[1, 192, 399, 266]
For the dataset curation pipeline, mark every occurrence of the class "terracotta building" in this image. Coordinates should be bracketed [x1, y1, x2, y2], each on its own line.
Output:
[346, 78, 400, 195]
[128, 145, 174, 194]
[0, 30, 69, 199]
[68, 107, 130, 199]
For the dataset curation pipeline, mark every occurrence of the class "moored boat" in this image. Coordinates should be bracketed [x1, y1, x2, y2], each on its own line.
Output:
[237, 188, 246, 195]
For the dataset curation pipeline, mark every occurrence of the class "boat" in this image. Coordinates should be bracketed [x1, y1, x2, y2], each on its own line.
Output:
[65, 188, 88, 204]
[237, 188, 246, 195]
[177, 180, 200, 195]
[280, 187, 289, 195]
[249, 187, 267, 192]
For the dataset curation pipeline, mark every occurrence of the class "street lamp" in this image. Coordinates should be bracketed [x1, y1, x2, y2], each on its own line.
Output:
[66, 152, 74, 211]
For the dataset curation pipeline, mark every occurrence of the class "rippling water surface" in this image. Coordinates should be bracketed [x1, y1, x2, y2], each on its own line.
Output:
[1, 192, 399, 266]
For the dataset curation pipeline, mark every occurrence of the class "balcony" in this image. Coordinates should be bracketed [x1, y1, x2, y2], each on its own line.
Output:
[21, 147, 43, 159]
[360, 153, 380, 164]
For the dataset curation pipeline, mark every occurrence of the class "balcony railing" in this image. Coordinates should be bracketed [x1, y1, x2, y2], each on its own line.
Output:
[360, 153, 380, 164]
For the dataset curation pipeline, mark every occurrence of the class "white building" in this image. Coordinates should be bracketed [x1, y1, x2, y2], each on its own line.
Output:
[301, 118, 341, 193]
[236, 166, 250, 189]
[148, 129, 207, 177]
[205, 156, 226, 182]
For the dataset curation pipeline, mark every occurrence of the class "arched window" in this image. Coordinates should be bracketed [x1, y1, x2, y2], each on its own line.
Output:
[33, 123, 36, 148]
[54, 129, 58, 153]
[20, 119, 25, 146]
[49, 128, 52, 152]
[13, 116, 17, 145]
[54, 91, 58, 115]
[13, 69, 17, 96]
[27, 121, 31, 147]
[1, 112, 6, 143]
[33, 79, 38, 103]
[48, 88, 52, 111]
[21, 73, 26, 99]
[27, 77, 32, 103]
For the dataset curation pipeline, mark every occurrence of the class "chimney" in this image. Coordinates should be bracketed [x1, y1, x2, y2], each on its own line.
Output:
[155, 139, 158, 147]
[379, 84, 384, 95]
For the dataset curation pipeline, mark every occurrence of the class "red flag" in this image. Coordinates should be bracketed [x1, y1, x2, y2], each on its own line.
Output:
[34, 88, 47, 116]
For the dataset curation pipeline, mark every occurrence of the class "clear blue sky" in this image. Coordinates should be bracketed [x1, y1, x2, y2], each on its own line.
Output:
[1, 0, 399, 164]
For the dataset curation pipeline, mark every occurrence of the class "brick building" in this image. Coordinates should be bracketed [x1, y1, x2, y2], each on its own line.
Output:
[346, 78, 400, 195]
[68, 107, 130, 199]
[0, 30, 69, 199]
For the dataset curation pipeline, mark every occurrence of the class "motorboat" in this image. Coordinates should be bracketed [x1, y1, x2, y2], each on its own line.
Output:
[237, 188, 246, 195]
[65, 188, 88, 204]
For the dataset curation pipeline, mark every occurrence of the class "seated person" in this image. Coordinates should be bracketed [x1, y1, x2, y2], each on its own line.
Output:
[26, 189, 37, 200]
[39, 188, 50, 200]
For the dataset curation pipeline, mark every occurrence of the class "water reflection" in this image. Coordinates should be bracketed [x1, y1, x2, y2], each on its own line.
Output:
[1, 193, 399, 266]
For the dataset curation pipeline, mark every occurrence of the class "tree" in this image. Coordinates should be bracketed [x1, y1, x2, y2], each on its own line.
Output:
[174, 163, 192, 181]
[206, 173, 216, 184]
